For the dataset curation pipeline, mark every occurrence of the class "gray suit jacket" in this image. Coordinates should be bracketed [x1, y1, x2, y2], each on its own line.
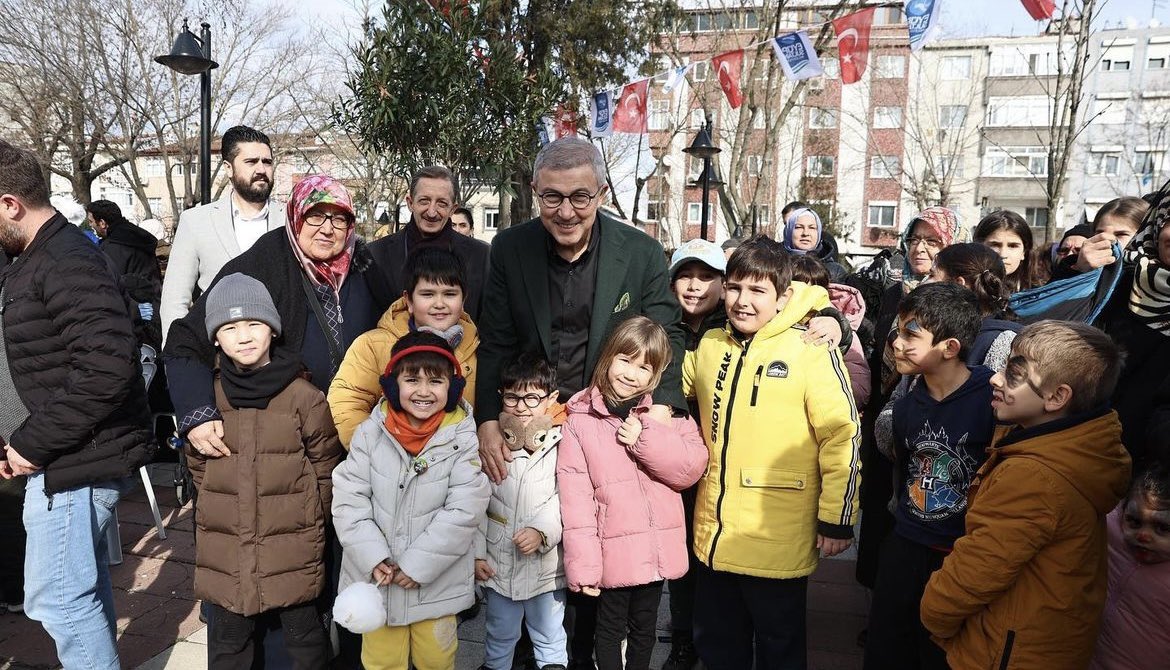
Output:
[160, 191, 286, 343]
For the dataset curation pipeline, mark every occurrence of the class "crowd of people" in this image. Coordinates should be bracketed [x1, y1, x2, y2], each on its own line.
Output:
[0, 126, 1165, 670]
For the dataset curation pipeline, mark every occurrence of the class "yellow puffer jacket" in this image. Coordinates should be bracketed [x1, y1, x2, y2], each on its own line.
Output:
[327, 297, 479, 448]
[683, 282, 862, 579]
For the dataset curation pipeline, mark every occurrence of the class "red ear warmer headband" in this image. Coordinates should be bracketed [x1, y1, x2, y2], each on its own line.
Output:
[381, 345, 466, 413]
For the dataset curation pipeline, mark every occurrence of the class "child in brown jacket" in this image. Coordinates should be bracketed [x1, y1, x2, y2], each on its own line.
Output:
[187, 273, 343, 670]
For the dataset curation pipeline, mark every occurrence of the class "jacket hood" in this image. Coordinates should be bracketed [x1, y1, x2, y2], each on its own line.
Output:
[725, 281, 831, 342]
[566, 386, 653, 417]
[381, 296, 480, 358]
[104, 221, 159, 252]
[995, 410, 1132, 514]
[828, 283, 866, 331]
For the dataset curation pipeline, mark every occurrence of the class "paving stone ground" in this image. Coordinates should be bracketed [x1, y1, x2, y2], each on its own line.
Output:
[0, 465, 867, 670]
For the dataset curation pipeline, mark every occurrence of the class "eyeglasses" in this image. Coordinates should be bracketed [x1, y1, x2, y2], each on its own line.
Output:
[500, 392, 550, 408]
[303, 212, 354, 229]
[1003, 355, 1046, 396]
[906, 236, 944, 250]
[536, 188, 603, 210]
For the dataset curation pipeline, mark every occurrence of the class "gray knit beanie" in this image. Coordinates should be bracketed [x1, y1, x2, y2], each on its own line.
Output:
[204, 273, 282, 340]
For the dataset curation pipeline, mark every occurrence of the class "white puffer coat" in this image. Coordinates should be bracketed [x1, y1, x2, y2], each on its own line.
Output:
[332, 401, 490, 626]
[476, 427, 565, 601]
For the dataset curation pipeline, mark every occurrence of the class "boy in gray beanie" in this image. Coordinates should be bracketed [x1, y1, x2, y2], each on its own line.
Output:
[192, 272, 342, 669]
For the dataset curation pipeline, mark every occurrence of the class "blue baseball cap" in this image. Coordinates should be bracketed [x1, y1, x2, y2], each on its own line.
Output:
[670, 238, 727, 278]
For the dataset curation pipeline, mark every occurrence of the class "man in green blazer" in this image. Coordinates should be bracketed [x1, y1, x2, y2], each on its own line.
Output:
[475, 137, 685, 483]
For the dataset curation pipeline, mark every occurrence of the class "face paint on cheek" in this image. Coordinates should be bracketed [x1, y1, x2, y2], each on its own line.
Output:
[906, 319, 922, 334]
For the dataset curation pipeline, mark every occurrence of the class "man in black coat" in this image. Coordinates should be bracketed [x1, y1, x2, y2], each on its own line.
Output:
[0, 140, 154, 669]
[88, 199, 163, 347]
[366, 165, 491, 319]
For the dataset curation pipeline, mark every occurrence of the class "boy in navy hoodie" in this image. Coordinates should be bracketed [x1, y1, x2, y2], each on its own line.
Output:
[863, 282, 994, 670]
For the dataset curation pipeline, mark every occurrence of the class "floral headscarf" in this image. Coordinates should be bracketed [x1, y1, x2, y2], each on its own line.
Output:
[285, 175, 357, 297]
[1125, 182, 1170, 332]
[898, 206, 961, 293]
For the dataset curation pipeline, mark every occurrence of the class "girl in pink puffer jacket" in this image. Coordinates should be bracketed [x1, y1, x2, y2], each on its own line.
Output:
[557, 316, 708, 670]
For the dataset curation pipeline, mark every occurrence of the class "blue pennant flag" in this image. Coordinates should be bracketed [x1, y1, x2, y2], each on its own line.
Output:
[589, 90, 615, 138]
[663, 64, 691, 93]
[905, 0, 942, 52]
[770, 31, 823, 81]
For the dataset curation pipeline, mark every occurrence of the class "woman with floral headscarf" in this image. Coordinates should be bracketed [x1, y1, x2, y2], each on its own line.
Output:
[165, 175, 392, 457]
[854, 206, 961, 593]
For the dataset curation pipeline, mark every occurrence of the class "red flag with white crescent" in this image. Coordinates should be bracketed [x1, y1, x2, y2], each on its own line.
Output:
[832, 8, 876, 85]
[712, 49, 745, 109]
[1020, 0, 1056, 20]
[612, 79, 649, 134]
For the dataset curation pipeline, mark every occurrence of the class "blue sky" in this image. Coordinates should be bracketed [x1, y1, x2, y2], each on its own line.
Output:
[944, 0, 1168, 37]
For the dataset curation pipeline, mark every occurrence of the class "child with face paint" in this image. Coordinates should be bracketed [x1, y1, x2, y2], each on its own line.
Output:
[864, 282, 995, 670]
[920, 321, 1131, 670]
[1089, 464, 1170, 670]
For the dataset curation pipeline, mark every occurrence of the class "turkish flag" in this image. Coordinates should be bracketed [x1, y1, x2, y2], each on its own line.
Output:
[712, 50, 745, 109]
[553, 105, 577, 138]
[612, 79, 649, 134]
[1020, 0, 1056, 20]
[832, 7, 875, 85]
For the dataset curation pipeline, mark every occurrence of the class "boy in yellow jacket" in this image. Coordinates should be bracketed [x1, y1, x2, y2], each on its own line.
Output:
[682, 236, 862, 670]
[329, 248, 479, 447]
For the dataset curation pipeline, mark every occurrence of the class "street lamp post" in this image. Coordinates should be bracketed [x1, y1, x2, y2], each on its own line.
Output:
[155, 20, 218, 206]
[683, 115, 722, 242]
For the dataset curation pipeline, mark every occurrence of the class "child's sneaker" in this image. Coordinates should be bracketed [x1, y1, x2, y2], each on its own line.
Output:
[661, 635, 699, 670]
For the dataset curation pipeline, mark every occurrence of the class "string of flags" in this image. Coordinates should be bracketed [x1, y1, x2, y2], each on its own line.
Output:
[539, 0, 1049, 143]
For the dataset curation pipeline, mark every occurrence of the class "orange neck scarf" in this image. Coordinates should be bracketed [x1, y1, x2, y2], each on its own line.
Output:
[384, 407, 444, 456]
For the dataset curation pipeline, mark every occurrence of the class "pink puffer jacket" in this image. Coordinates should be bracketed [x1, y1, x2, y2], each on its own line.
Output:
[829, 283, 871, 408]
[557, 387, 708, 591]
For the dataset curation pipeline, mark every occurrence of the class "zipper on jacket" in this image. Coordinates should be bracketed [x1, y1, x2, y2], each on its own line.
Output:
[998, 630, 1016, 670]
[708, 341, 748, 566]
[750, 365, 763, 407]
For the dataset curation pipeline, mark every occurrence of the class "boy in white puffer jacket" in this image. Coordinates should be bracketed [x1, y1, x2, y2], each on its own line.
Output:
[333, 331, 490, 670]
[475, 353, 568, 670]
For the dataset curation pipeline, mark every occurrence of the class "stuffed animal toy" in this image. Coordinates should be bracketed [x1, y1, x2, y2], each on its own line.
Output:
[499, 412, 554, 453]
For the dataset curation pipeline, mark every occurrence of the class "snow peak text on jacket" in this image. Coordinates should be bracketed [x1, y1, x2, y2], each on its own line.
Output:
[189, 376, 342, 616]
[332, 401, 490, 626]
[683, 282, 862, 579]
[328, 296, 479, 448]
[0, 214, 154, 492]
[476, 425, 564, 601]
[921, 409, 1131, 670]
[557, 389, 707, 591]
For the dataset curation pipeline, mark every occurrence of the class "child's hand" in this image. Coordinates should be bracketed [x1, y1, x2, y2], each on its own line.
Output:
[581, 586, 601, 597]
[513, 527, 544, 555]
[803, 316, 842, 349]
[474, 559, 495, 581]
[392, 570, 419, 589]
[816, 534, 852, 558]
[372, 560, 396, 586]
[616, 415, 642, 447]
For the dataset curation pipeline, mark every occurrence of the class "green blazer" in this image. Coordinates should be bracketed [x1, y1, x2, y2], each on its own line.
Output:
[475, 213, 685, 423]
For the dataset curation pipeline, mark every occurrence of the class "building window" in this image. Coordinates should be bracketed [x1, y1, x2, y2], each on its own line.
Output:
[688, 202, 703, 222]
[1150, 56, 1168, 69]
[806, 155, 835, 177]
[870, 155, 900, 179]
[934, 156, 963, 178]
[753, 111, 766, 129]
[983, 146, 1048, 177]
[691, 108, 707, 129]
[873, 106, 903, 128]
[875, 54, 906, 79]
[747, 155, 764, 176]
[1102, 43, 1133, 72]
[989, 49, 1058, 77]
[986, 96, 1052, 127]
[743, 10, 759, 30]
[1135, 151, 1162, 176]
[484, 208, 499, 230]
[1025, 207, 1049, 230]
[867, 203, 897, 228]
[874, 6, 903, 25]
[646, 200, 662, 221]
[809, 107, 838, 129]
[1103, 57, 1131, 71]
[692, 61, 709, 82]
[649, 100, 670, 131]
[940, 56, 972, 80]
[147, 197, 163, 214]
[1091, 153, 1121, 176]
[1091, 97, 1128, 125]
[1148, 41, 1170, 69]
[938, 105, 968, 129]
[756, 204, 770, 226]
[822, 58, 840, 79]
[143, 158, 164, 178]
[689, 155, 704, 177]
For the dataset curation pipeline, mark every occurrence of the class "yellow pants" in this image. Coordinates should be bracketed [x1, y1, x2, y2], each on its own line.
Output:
[361, 615, 459, 670]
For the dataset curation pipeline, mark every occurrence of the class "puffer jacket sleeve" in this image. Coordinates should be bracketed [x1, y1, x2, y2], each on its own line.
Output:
[682, 349, 697, 400]
[302, 388, 344, 516]
[921, 461, 1057, 639]
[806, 347, 863, 539]
[331, 424, 391, 581]
[626, 414, 707, 492]
[845, 339, 871, 409]
[556, 418, 602, 590]
[522, 461, 563, 553]
[327, 330, 385, 449]
[397, 423, 490, 585]
[10, 249, 140, 465]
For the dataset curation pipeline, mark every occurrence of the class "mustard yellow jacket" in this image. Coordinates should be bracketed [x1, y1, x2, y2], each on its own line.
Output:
[327, 297, 478, 448]
[683, 282, 862, 579]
